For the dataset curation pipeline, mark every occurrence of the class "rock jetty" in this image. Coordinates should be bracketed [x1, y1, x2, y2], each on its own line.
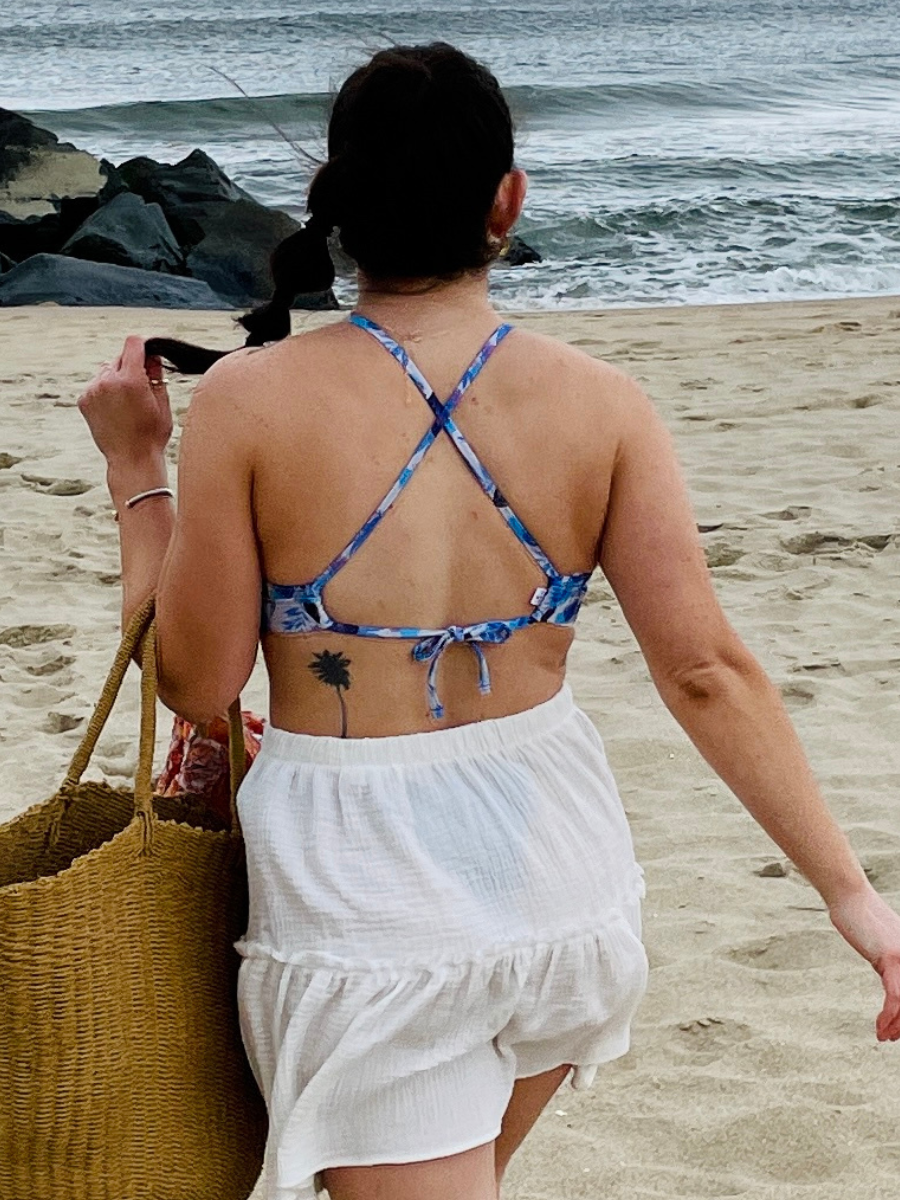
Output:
[0, 108, 541, 310]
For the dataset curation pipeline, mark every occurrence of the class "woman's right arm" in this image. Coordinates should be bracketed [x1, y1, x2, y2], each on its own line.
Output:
[597, 373, 900, 1041]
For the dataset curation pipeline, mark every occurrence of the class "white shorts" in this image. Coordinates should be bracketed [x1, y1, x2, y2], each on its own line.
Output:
[236, 685, 648, 1200]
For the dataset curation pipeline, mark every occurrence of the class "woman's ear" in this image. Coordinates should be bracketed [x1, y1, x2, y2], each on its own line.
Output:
[489, 168, 528, 239]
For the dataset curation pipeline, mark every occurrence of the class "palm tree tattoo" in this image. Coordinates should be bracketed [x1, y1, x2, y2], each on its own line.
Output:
[308, 650, 353, 737]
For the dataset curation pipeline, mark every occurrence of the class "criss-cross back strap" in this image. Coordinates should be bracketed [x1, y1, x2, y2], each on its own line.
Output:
[308, 313, 514, 593]
[343, 313, 561, 581]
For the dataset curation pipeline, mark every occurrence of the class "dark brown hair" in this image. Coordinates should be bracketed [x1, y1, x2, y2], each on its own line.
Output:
[147, 43, 515, 374]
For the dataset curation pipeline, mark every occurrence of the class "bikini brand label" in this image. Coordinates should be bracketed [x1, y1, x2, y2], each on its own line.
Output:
[530, 587, 547, 607]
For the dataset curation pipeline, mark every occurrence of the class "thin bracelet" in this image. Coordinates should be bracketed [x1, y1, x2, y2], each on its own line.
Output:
[114, 486, 174, 522]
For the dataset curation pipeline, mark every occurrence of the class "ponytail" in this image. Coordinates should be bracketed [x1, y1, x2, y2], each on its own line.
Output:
[146, 201, 338, 375]
[239, 211, 335, 345]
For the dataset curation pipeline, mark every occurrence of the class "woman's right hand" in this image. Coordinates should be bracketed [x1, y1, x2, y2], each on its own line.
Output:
[78, 336, 172, 471]
[828, 883, 900, 1041]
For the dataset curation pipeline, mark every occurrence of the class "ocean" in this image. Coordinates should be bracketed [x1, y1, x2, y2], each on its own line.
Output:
[3, 0, 900, 309]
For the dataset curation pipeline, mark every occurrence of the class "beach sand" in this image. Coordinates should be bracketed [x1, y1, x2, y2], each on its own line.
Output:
[2, 296, 899, 1198]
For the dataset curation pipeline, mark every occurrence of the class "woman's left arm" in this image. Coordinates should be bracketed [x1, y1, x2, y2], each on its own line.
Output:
[79, 336, 262, 723]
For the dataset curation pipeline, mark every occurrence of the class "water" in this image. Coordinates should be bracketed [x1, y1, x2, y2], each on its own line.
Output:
[3, 0, 900, 309]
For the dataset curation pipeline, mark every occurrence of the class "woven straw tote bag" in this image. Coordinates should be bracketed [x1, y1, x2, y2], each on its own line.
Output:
[0, 597, 267, 1200]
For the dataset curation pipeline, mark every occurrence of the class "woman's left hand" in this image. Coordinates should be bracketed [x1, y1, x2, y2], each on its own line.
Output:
[78, 335, 173, 468]
[829, 882, 900, 1041]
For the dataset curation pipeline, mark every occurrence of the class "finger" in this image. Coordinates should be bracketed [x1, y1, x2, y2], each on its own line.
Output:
[145, 353, 166, 386]
[884, 972, 900, 1041]
[876, 959, 900, 1041]
[877, 1001, 900, 1042]
[120, 334, 147, 375]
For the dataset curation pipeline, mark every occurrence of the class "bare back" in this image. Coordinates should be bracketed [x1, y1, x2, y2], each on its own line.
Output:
[239, 312, 619, 737]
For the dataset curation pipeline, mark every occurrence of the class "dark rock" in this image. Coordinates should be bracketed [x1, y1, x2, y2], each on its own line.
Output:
[58, 194, 102, 234]
[0, 210, 61, 261]
[62, 192, 184, 274]
[0, 254, 233, 309]
[97, 158, 130, 204]
[0, 108, 110, 220]
[116, 155, 164, 198]
[0, 195, 110, 263]
[504, 235, 542, 266]
[118, 149, 255, 211]
[115, 149, 310, 305]
[176, 199, 300, 305]
[0, 252, 13, 273]
[185, 201, 338, 308]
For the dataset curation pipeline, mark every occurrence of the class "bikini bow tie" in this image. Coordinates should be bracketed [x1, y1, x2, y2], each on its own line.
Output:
[412, 624, 513, 720]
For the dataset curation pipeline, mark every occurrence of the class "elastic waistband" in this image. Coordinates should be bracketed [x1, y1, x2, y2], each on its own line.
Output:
[259, 685, 576, 767]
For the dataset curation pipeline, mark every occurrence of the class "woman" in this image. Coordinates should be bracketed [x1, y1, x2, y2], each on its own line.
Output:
[78, 43, 900, 1200]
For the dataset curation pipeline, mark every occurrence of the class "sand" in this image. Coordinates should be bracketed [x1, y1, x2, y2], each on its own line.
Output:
[2, 296, 900, 1199]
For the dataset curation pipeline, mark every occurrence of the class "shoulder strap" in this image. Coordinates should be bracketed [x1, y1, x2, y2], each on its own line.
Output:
[349, 313, 439, 414]
[350, 313, 559, 580]
[310, 316, 512, 592]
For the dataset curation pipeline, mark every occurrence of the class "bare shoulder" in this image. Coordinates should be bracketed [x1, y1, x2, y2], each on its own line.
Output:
[191, 322, 345, 395]
[505, 325, 650, 421]
[184, 321, 349, 430]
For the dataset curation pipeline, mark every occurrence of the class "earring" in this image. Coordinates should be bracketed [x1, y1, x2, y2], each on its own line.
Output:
[488, 231, 511, 258]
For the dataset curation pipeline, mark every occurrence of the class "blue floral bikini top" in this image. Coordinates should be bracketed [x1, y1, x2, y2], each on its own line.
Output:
[262, 312, 593, 719]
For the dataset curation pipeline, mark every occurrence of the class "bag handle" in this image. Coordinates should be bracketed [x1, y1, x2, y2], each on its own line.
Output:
[62, 595, 246, 837]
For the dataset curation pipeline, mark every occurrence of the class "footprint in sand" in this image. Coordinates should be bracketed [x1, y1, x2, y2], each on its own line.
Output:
[726, 928, 836, 971]
[671, 1016, 753, 1064]
[20, 474, 93, 497]
[782, 531, 892, 556]
[781, 532, 852, 555]
[0, 453, 23, 469]
[0, 624, 76, 648]
[780, 681, 816, 706]
[754, 860, 791, 877]
[783, 578, 832, 600]
[704, 542, 745, 569]
[23, 653, 75, 677]
[50, 562, 109, 584]
[859, 534, 893, 551]
[762, 505, 811, 521]
[811, 320, 862, 333]
[792, 659, 846, 676]
[678, 377, 720, 391]
[43, 711, 84, 734]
